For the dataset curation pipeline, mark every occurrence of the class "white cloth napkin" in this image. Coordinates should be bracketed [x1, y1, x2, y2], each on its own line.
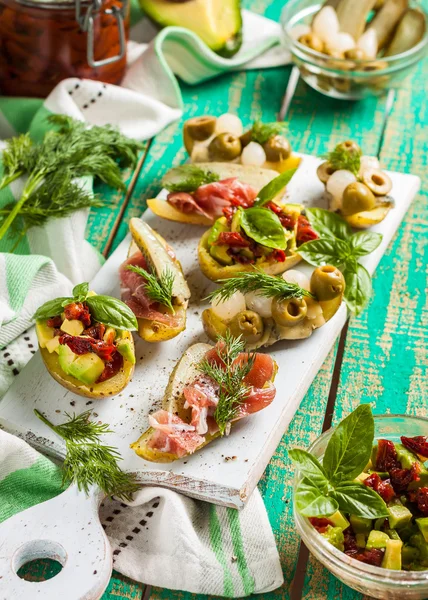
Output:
[0, 427, 284, 597]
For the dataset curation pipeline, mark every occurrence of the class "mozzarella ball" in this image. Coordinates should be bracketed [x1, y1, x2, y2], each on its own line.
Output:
[212, 291, 246, 321]
[326, 169, 356, 210]
[245, 291, 273, 318]
[215, 113, 243, 137]
[313, 6, 339, 43]
[191, 144, 210, 163]
[282, 269, 311, 291]
[241, 142, 266, 167]
[357, 29, 378, 60]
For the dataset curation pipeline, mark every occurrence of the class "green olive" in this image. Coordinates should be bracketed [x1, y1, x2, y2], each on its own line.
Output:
[342, 182, 376, 216]
[183, 116, 216, 154]
[202, 308, 228, 342]
[263, 135, 291, 162]
[298, 32, 324, 53]
[310, 266, 345, 322]
[228, 310, 264, 343]
[240, 130, 252, 148]
[361, 167, 392, 196]
[272, 297, 307, 327]
[317, 161, 336, 184]
[336, 140, 362, 156]
[208, 133, 242, 162]
[344, 48, 366, 61]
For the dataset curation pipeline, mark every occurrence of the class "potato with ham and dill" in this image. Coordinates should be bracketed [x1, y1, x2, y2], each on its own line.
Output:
[33, 283, 137, 399]
[131, 333, 277, 462]
[197, 168, 318, 281]
[119, 218, 191, 342]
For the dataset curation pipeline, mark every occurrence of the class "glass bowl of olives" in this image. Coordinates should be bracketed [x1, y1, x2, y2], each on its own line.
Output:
[281, 0, 428, 100]
[294, 414, 428, 599]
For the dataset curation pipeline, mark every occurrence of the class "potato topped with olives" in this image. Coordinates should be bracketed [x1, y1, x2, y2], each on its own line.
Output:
[183, 113, 301, 174]
[317, 140, 394, 228]
[202, 267, 345, 349]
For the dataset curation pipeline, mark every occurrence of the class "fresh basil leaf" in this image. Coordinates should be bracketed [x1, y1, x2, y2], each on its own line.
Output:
[289, 449, 330, 493]
[305, 207, 352, 241]
[323, 404, 374, 485]
[331, 483, 388, 519]
[343, 261, 372, 314]
[86, 295, 138, 331]
[297, 237, 349, 267]
[33, 297, 72, 321]
[72, 282, 89, 301]
[254, 169, 297, 207]
[349, 231, 383, 258]
[240, 207, 286, 250]
[295, 477, 338, 517]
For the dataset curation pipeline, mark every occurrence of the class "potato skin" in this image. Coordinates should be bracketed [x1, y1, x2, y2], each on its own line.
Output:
[137, 305, 187, 343]
[40, 330, 135, 400]
[198, 229, 302, 282]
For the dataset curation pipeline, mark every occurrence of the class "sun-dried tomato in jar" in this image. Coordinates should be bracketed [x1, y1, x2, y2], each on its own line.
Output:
[0, 0, 129, 97]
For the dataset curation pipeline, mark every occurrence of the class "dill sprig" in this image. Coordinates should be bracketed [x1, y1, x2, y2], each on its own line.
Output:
[35, 409, 140, 501]
[206, 270, 313, 304]
[324, 144, 361, 176]
[198, 332, 255, 435]
[126, 264, 175, 313]
[162, 165, 220, 193]
[0, 114, 142, 242]
[251, 120, 288, 145]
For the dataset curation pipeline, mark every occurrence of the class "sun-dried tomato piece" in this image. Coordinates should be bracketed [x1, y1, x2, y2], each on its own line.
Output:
[344, 528, 358, 554]
[364, 473, 395, 502]
[296, 215, 318, 244]
[84, 323, 106, 341]
[222, 205, 237, 224]
[309, 517, 334, 533]
[97, 351, 123, 383]
[216, 232, 250, 247]
[47, 316, 62, 328]
[374, 439, 400, 472]
[353, 548, 384, 567]
[267, 202, 283, 215]
[271, 249, 286, 262]
[390, 463, 421, 493]
[59, 334, 116, 362]
[227, 248, 255, 265]
[63, 302, 91, 327]
[415, 487, 428, 516]
[279, 214, 296, 230]
[401, 436, 428, 459]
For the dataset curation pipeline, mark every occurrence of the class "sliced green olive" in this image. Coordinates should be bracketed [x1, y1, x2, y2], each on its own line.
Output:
[272, 297, 308, 327]
[361, 167, 392, 196]
[263, 135, 291, 162]
[183, 116, 216, 154]
[310, 265, 345, 322]
[317, 161, 336, 184]
[342, 182, 376, 215]
[208, 133, 242, 162]
[228, 310, 264, 343]
[202, 308, 228, 343]
[298, 32, 324, 53]
[337, 140, 362, 156]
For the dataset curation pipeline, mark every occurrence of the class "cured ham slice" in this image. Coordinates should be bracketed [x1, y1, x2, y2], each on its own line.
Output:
[183, 375, 219, 435]
[147, 410, 205, 457]
[204, 346, 275, 389]
[119, 252, 180, 326]
[167, 178, 258, 221]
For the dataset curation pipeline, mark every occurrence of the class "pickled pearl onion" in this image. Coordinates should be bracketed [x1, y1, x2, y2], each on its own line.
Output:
[312, 6, 340, 44]
[211, 291, 246, 321]
[326, 169, 356, 210]
[282, 270, 311, 291]
[215, 113, 243, 137]
[357, 29, 378, 60]
[245, 291, 273, 318]
[241, 142, 266, 167]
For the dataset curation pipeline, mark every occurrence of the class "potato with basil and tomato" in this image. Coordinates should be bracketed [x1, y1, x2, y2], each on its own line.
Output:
[33, 283, 137, 399]
[202, 267, 345, 348]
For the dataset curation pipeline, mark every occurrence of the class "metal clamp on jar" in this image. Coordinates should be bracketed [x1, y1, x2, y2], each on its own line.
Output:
[0, 0, 129, 97]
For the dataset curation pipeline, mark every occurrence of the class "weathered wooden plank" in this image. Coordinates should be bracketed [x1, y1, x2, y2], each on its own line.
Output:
[301, 58, 428, 600]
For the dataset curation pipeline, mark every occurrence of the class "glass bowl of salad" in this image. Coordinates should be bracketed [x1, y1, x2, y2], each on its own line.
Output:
[293, 411, 428, 599]
[281, 0, 428, 100]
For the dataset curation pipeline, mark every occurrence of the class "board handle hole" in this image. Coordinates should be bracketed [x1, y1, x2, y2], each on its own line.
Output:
[13, 540, 66, 582]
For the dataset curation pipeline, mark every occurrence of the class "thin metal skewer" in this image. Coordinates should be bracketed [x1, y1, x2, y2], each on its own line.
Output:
[278, 65, 300, 121]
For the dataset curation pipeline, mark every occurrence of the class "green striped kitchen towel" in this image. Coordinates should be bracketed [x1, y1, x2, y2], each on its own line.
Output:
[0, 427, 283, 596]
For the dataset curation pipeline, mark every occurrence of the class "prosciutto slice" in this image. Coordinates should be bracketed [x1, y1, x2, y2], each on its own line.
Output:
[167, 178, 258, 221]
[119, 252, 180, 326]
[144, 343, 277, 457]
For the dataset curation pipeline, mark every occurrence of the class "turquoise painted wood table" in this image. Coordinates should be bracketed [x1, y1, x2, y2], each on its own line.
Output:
[24, 0, 427, 597]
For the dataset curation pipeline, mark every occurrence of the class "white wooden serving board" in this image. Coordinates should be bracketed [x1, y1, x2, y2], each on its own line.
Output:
[0, 156, 420, 510]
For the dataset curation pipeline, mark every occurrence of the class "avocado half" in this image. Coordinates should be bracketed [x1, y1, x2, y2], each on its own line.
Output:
[140, 0, 243, 58]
